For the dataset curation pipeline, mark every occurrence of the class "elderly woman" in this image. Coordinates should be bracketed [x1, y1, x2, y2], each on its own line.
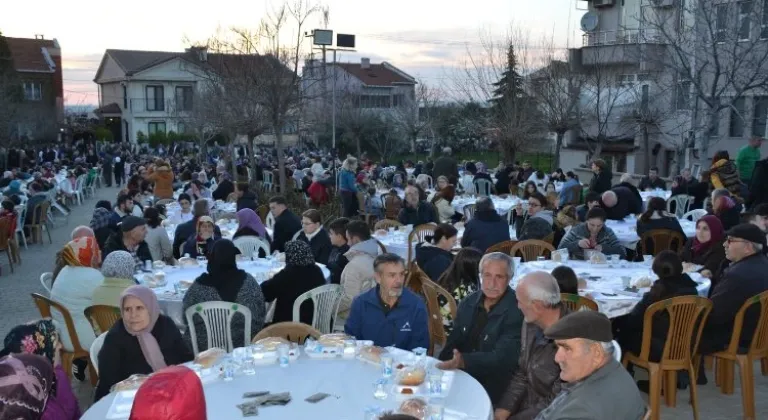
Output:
[95, 285, 192, 401]
[92, 251, 139, 307]
[295, 209, 332, 265]
[0, 353, 71, 420]
[339, 156, 359, 217]
[261, 240, 326, 325]
[431, 182, 458, 223]
[182, 216, 221, 258]
[182, 240, 266, 352]
[233, 208, 271, 245]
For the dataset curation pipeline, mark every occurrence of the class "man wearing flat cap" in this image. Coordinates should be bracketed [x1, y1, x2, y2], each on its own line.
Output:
[699, 223, 768, 359]
[534, 311, 646, 420]
[102, 215, 152, 269]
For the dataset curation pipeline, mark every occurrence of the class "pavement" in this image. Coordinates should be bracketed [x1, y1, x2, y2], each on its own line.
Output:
[1, 184, 767, 417]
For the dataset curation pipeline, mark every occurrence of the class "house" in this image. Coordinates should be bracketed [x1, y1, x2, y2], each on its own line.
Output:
[4, 35, 63, 142]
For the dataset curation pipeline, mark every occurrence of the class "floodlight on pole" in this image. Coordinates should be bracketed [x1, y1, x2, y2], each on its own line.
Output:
[312, 29, 333, 46]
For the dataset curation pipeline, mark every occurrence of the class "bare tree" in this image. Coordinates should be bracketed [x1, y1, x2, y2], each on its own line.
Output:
[393, 80, 440, 153]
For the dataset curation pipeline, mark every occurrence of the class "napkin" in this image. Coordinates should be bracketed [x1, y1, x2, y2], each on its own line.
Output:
[236, 392, 292, 417]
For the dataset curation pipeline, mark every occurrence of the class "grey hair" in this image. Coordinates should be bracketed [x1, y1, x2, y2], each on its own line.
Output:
[619, 173, 633, 183]
[479, 252, 514, 280]
[342, 156, 358, 171]
[476, 196, 495, 212]
[442, 147, 452, 155]
[712, 188, 730, 200]
[750, 242, 764, 253]
[584, 339, 615, 357]
[519, 271, 561, 307]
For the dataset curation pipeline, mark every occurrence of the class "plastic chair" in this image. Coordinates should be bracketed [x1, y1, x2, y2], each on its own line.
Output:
[560, 293, 599, 311]
[374, 239, 387, 255]
[40, 272, 53, 294]
[31, 293, 98, 386]
[407, 224, 438, 265]
[486, 240, 519, 255]
[638, 229, 686, 256]
[84, 305, 121, 336]
[682, 209, 708, 222]
[27, 201, 52, 244]
[473, 178, 493, 197]
[462, 204, 476, 221]
[266, 212, 276, 230]
[667, 195, 693, 219]
[374, 219, 402, 231]
[225, 192, 238, 203]
[382, 192, 404, 220]
[710, 290, 768, 420]
[233, 236, 270, 258]
[622, 296, 712, 420]
[185, 301, 253, 355]
[74, 175, 86, 205]
[292, 284, 343, 334]
[253, 322, 321, 344]
[84, 174, 96, 198]
[420, 276, 456, 355]
[510, 239, 555, 262]
[262, 170, 274, 192]
[90, 332, 107, 374]
[0, 217, 15, 273]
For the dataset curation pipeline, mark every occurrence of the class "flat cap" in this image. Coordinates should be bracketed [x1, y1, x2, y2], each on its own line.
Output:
[726, 223, 767, 247]
[120, 216, 146, 232]
[544, 310, 613, 342]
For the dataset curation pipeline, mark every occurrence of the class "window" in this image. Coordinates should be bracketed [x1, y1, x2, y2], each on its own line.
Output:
[175, 86, 194, 111]
[708, 106, 721, 138]
[177, 122, 187, 134]
[716, 3, 728, 42]
[148, 121, 166, 135]
[762, 0, 768, 38]
[675, 72, 691, 110]
[739, 1, 753, 40]
[393, 94, 406, 107]
[753, 96, 768, 137]
[641, 85, 650, 111]
[356, 94, 391, 108]
[122, 85, 127, 108]
[729, 97, 747, 137]
[23, 82, 41, 101]
[145, 85, 165, 111]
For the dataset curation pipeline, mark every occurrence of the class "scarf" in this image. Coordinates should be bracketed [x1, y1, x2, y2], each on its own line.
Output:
[0, 354, 54, 419]
[101, 251, 136, 279]
[0, 319, 58, 365]
[119, 286, 167, 372]
[195, 216, 215, 257]
[196, 240, 247, 302]
[61, 236, 101, 268]
[691, 215, 725, 256]
[236, 208, 267, 238]
[90, 208, 113, 230]
[285, 240, 316, 267]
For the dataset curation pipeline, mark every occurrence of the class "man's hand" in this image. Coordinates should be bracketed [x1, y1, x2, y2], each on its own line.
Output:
[494, 408, 512, 420]
[578, 239, 591, 249]
[436, 349, 464, 370]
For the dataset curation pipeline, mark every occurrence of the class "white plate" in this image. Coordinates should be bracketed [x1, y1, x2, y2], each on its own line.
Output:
[105, 390, 137, 419]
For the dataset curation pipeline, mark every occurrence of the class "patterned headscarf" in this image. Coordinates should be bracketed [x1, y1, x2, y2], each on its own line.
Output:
[101, 251, 136, 279]
[285, 240, 315, 267]
[120, 286, 166, 372]
[0, 353, 54, 419]
[0, 320, 58, 365]
[89, 208, 112, 230]
[236, 208, 267, 238]
[61, 236, 101, 268]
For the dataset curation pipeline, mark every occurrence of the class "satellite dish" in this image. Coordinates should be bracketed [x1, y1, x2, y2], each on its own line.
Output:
[581, 12, 599, 32]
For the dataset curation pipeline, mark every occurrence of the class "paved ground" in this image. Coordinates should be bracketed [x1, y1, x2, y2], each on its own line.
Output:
[2, 184, 766, 417]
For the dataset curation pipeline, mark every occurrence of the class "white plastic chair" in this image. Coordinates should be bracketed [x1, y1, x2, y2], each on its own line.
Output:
[74, 175, 86, 205]
[185, 301, 252, 355]
[262, 171, 274, 192]
[682, 209, 708, 222]
[612, 339, 622, 362]
[292, 284, 343, 334]
[40, 272, 53, 294]
[423, 175, 434, 190]
[90, 332, 107, 373]
[473, 178, 493, 197]
[15, 204, 27, 249]
[266, 212, 276, 230]
[291, 230, 302, 241]
[666, 195, 693, 218]
[459, 175, 475, 195]
[84, 175, 96, 197]
[232, 236, 270, 258]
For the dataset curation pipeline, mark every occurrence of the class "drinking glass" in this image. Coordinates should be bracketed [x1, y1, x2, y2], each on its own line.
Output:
[277, 344, 290, 367]
[427, 398, 445, 420]
[380, 355, 394, 378]
[428, 370, 444, 395]
[242, 347, 257, 375]
[536, 256, 546, 262]
[372, 379, 388, 400]
[621, 276, 632, 288]
[252, 251, 259, 262]
[643, 255, 653, 266]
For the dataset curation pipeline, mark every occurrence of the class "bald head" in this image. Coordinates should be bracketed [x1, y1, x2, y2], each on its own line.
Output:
[601, 191, 617, 208]
[71, 226, 94, 240]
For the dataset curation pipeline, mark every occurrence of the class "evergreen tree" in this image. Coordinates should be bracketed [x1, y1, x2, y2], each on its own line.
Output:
[490, 44, 525, 109]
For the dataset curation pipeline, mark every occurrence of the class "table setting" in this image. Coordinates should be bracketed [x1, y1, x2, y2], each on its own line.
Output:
[450, 194, 519, 216]
[605, 215, 696, 249]
[373, 225, 516, 259]
[640, 189, 671, 203]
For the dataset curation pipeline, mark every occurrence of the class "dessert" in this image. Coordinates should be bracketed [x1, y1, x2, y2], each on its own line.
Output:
[178, 280, 193, 289]
[152, 261, 166, 269]
[111, 374, 149, 392]
[318, 333, 351, 347]
[359, 345, 387, 364]
[400, 388, 414, 395]
[398, 366, 426, 386]
[375, 229, 388, 236]
[194, 347, 226, 368]
[633, 276, 653, 288]
[178, 257, 199, 268]
[551, 251, 562, 262]
[399, 398, 427, 419]
[254, 336, 290, 351]
[589, 252, 607, 264]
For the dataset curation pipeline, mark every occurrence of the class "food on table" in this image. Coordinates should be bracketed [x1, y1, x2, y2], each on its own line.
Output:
[400, 388, 414, 395]
[399, 398, 427, 418]
[396, 363, 406, 369]
[633, 276, 653, 288]
[318, 333, 352, 347]
[178, 280, 193, 289]
[178, 257, 199, 268]
[194, 347, 226, 368]
[577, 277, 588, 290]
[375, 229, 388, 236]
[589, 252, 607, 264]
[398, 366, 426, 386]
[358, 345, 388, 363]
[111, 374, 149, 392]
[152, 260, 166, 269]
[551, 251, 562, 262]
[254, 336, 291, 351]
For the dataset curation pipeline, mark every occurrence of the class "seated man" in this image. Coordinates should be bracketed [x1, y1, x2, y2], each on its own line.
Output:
[558, 207, 626, 260]
[638, 167, 666, 191]
[576, 192, 600, 222]
[600, 187, 642, 221]
[461, 197, 511, 253]
[514, 192, 554, 241]
[344, 253, 429, 351]
[102, 215, 152, 269]
[398, 185, 438, 226]
[536, 311, 646, 420]
[269, 195, 302, 253]
[495, 272, 571, 420]
[437, 252, 524, 405]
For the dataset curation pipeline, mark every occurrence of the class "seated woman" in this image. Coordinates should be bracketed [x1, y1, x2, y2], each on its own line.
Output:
[182, 240, 266, 352]
[431, 180, 460, 223]
[415, 224, 458, 282]
[93, 251, 139, 307]
[182, 216, 221, 258]
[514, 192, 554, 241]
[233, 208, 271, 257]
[170, 193, 194, 225]
[261, 240, 326, 325]
[0, 353, 59, 420]
[435, 247, 481, 333]
[551, 265, 579, 294]
[90, 206, 115, 252]
[95, 285, 193, 401]
[711, 188, 743, 230]
[636, 197, 686, 253]
[144, 207, 173, 263]
[680, 215, 726, 292]
[558, 207, 626, 260]
[522, 181, 537, 200]
[295, 209, 332, 265]
[0, 320, 80, 419]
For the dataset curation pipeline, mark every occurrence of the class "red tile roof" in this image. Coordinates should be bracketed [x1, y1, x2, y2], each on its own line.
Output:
[335, 62, 415, 87]
[5, 37, 57, 73]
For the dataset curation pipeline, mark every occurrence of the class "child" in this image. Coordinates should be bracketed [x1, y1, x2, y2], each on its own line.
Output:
[326, 218, 351, 285]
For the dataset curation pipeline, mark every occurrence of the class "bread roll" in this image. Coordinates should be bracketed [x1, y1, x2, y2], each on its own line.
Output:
[359, 345, 387, 363]
[254, 336, 290, 351]
[398, 366, 426, 386]
[399, 398, 427, 418]
[318, 333, 351, 347]
[194, 347, 226, 368]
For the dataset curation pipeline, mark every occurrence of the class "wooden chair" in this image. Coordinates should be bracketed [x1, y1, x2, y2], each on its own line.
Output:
[462, 204, 476, 221]
[253, 322, 321, 344]
[0, 217, 16, 273]
[28, 201, 52, 244]
[560, 293, 599, 311]
[710, 290, 768, 420]
[622, 296, 712, 420]
[256, 205, 270, 223]
[374, 219, 403, 231]
[420, 276, 456, 356]
[485, 240, 518, 255]
[542, 231, 555, 245]
[84, 305, 122, 336]
[510, 239, 555, 262]
[637, 229, 686, 257]
[382, 192, 403, 220]
[31, 293, 98, 386]
[155, 198, 174, 206]
[407, 224, 438, 265]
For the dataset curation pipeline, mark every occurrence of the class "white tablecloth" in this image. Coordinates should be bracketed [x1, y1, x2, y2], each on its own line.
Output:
[512, 260, 710, 318]
[374, 226, 517, 260]
[137, 260, 330, 326]
[640, 190, 671, 203]
[606, 216, 696, 249]
[81, 349, 493, 420]
[450, 195, 520, 216]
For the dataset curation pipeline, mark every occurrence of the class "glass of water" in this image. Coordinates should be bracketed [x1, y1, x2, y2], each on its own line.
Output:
[428, 370, 443, 395]
[381, 355, 393, 378]
[427, 398, 445, 420]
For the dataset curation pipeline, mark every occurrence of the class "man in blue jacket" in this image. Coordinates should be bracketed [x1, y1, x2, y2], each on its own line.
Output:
[344, 253, 429, 351]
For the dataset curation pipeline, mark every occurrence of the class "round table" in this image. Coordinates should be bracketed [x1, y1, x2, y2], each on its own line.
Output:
[137, 260, 331, 326]
[512, 260, 711, 318]
[374, 226, 516, 260]
[451, 195, 519, 216]
[81, 348, 493, 420]
[605, 216, 696, 250]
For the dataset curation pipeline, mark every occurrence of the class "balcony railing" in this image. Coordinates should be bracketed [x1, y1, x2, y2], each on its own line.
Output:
[582, 29, 664, 47]
[129, 98, 193, 114]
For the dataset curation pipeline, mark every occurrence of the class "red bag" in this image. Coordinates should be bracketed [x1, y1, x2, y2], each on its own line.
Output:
[129, 366, 206, 420]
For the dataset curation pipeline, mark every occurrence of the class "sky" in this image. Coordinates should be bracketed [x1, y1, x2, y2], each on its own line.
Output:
[1, 0, 585, 106]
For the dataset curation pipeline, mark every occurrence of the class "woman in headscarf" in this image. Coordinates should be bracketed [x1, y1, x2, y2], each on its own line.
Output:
[233, 208, 272, 253]
[95, 285, 192, 401]
[681, 215, 726, 291]
[90, 206, 115, 252]
[712, 189, 743, 230]
[0, 320, 80, 420]
[261, 240, 326, 325]
[0, 353, 58, 420]
[182, 216, 221, 258]
[182, 240, 266, 352]
[93, 251, 139, 307]
[4, 179, 24, 205]
[50, 237, 103, 358]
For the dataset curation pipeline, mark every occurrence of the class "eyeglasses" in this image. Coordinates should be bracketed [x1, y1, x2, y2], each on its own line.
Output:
[726, 237, 749, 245]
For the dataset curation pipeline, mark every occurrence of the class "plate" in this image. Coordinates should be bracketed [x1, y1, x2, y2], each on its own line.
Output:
[105, 390, 137, 419]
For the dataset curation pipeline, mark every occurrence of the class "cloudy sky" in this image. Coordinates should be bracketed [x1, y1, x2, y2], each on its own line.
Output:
[2, 0, 584, 105]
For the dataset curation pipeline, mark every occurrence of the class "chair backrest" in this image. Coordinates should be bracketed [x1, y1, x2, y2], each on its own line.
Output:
[374, 219, 403, 231]
[39, 272, 53, 294]
[383, 193, 403, 220]
[30, 293, 87, 354]
[682, 209, 708, 222]
[473, 178, 493, 197]
[375, 239, 387, 254]
[84, 305, 122, 336]
[265, 212, 276, 230]
[15, 204, 27, 229]
[560, 293, 599, 311]
[155, 198, 174, 206]
[407, 224, 438, 264]
[459, 175, 475, 195]
[485, 240, 518, 255]
[462, 204, 476, 221]
[90, 332, 107, 374]
[252, 322, 321, 344]
[233, 236, 270, 258]
[638, 229, 686, 256]
[667, 195, 693, 218]
[292, 284, 343, 334]
[184, 301, 253, 355]
[0, 217, 12, 250]
[29, 201, 50, 226]
[721, 290, 768, 357]
[291, 230, 302, 241]
[640, 295, 712, 368]
[75, 175, 86, 192]
[510, 239, 556, 262]
[419, 276, 449, 355]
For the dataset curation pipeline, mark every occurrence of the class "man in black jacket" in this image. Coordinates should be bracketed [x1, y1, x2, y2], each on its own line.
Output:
[638, 167, 666, 191]
[102, 216, 153, 268]
[600, 186, 643, 220]
[460, 197, 510, 252]
[172, 200, 222, 259]
[398, 186, 438, 226]
[588, 159, 613, 194]
[747, 157, 768, 210]
[235, 182, 258, 211]
[431, 147, 459, 180]
[269, 195, 301, 253]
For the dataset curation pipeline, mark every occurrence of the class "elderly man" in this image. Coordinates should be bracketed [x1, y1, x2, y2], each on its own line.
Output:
[102, 215, 152, 268]
[431, 147, 459, 181]
[672, 168, 699, 196]
[600, 185, 642, 221]
[71, 225, 95, 240]
[495, 272, 570, 420]
[535, 311, 646, 420]
[398, 185, 438, 226]
[344, 253, 429, 351]
[638, 167, 666, 191]
[437, 252, 524, 404]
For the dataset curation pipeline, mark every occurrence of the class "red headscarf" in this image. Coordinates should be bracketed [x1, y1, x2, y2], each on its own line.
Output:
[691, 215, 725, 255]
